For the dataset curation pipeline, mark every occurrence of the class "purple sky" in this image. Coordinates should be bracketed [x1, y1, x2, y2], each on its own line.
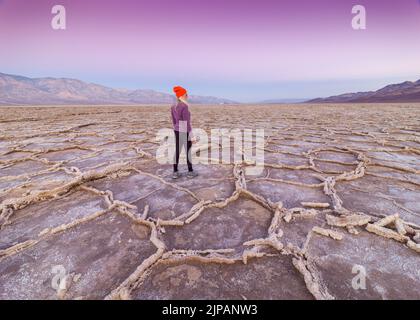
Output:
[1, 0, 420, 101]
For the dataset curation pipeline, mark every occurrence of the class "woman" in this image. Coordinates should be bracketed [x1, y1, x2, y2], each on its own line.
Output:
[171, 86, 198, 179]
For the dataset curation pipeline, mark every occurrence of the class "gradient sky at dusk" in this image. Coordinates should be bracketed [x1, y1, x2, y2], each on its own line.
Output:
[1, 0, 420, 101]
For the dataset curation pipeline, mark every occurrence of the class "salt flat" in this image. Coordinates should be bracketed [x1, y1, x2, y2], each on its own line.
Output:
[0, 104, 419, 300]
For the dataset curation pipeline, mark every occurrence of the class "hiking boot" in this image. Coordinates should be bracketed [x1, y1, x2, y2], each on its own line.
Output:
[172, 172, 180, 180]
[187, 171, 198, 178]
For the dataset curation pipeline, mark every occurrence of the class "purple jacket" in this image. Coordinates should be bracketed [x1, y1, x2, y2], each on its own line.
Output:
[171, 101, 192, 133]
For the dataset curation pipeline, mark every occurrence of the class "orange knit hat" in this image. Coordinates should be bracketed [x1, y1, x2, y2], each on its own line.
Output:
[173, 86, 187, 98]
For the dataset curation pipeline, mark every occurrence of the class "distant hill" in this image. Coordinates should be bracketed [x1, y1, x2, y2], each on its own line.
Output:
[307, 79, 420, 103]
[0, 72, 237, 105]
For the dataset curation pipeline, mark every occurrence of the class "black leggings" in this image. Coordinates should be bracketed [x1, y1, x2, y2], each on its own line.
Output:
[174, 130, 193, 172]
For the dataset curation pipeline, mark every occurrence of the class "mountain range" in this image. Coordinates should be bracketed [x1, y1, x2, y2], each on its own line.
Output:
[0, 72, 237, 105]
[308, 79, 420, 103]
[2, 72, 420, 105]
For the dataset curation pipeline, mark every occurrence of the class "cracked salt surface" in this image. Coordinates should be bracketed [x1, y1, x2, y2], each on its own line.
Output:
[0, 104, 419, 300]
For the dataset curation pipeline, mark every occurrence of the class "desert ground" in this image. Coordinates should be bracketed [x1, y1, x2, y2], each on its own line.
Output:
[0, 104, 419, 300]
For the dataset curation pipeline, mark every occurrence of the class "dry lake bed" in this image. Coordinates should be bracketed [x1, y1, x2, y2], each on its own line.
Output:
[0, 104, 419, 300]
